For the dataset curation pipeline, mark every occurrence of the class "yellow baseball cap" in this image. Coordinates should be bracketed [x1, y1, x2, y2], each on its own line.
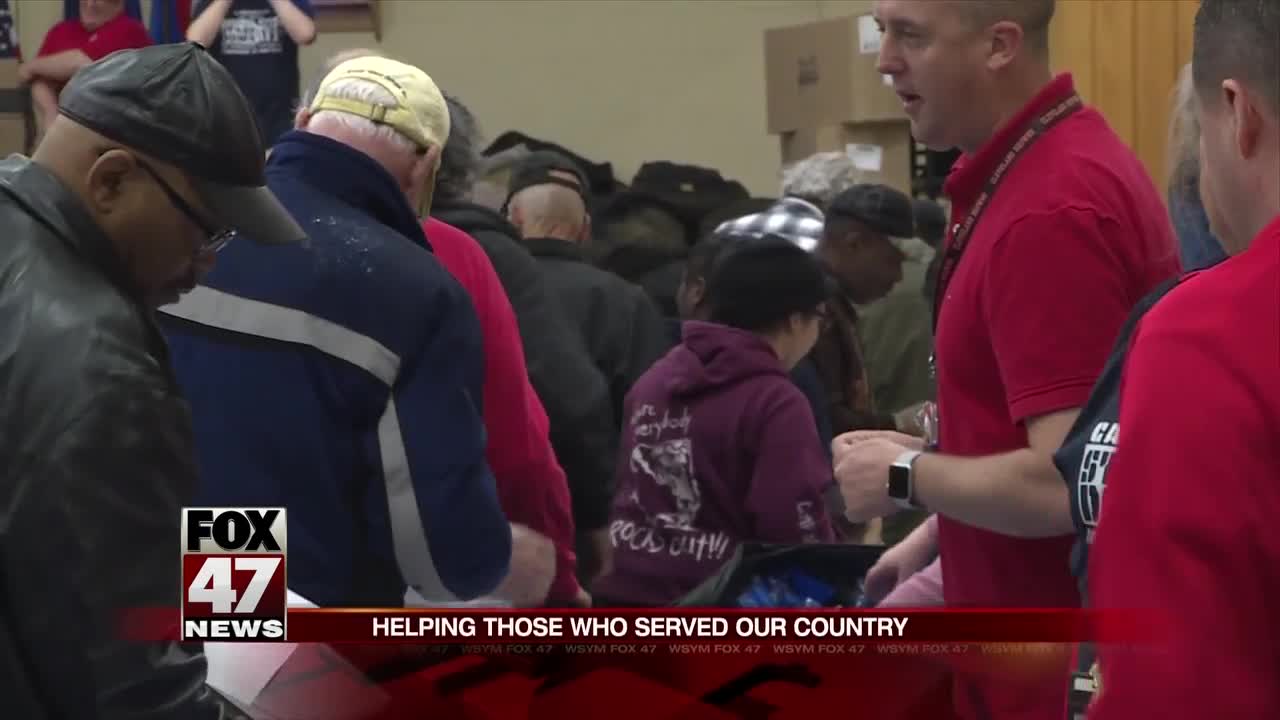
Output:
[308, 56, 451, 217]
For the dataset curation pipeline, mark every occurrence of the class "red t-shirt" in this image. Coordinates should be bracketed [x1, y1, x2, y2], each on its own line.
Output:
[934, 74, 1178, 719]
[422, 218, 580, 605]
[1089, 215, 1280, 719]
[38, 12, 152, 62]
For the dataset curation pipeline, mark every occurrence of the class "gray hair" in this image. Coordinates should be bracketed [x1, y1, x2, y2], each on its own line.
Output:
[780, 151, 866, 209]
[1167, 62, 1200, 196]
[435, 92, 483, 203]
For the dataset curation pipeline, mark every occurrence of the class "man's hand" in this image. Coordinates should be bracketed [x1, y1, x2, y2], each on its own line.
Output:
[834, 430, 925, 465]
[834, 437, 908, 522]
[493, 524, 556, 608]
[17, 62, 33, 83]
[861, 521, 937, 605]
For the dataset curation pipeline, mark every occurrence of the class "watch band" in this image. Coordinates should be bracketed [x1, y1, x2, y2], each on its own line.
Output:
[889, 450, 923, 509]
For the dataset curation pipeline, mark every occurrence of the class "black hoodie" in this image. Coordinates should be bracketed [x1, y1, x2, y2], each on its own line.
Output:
[431, 200, 619, 536]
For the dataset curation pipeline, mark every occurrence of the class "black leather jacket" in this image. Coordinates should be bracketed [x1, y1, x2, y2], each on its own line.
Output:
[0, 157, 243, 719]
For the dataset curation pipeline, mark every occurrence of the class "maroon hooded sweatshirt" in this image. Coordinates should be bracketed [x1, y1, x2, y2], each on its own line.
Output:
[595, 321, 835, 606]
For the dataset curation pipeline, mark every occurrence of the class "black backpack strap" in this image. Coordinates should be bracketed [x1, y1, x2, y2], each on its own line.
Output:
[1067, 275, 1182, 717]
[1105, 277, 1182, 356]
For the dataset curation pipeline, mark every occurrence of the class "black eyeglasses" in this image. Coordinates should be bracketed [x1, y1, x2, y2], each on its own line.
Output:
[812, 304, 833, 330]
[135, 161, 235, 254]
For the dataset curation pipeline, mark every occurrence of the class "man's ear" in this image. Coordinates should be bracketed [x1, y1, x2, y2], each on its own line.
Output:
[688, 277, 707, 308]
[986, 20, 1024, 72]
[294, 107, 312, 130]
[580, 214, 593, 244]
[1224, 80, 1265, 160]
[84, 149, 137, 214]
[411, 147, 438, 189]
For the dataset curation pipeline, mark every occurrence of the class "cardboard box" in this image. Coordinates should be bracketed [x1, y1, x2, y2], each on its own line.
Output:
[779, 121, 913, 195]
[764, 14, 905, 133]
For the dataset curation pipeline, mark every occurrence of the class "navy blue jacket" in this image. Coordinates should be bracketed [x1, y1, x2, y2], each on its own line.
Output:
[160, 131, 510, 607]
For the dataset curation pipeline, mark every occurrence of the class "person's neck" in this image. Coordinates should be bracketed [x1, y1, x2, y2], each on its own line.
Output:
[524, 226, 582, 244]
[1242, 176, 1280, 246]
[763, 333, 791, 368]
[958, 64, 1056, 154]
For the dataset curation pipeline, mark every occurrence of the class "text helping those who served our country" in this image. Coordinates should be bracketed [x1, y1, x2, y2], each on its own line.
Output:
[370, 615, 910, 639]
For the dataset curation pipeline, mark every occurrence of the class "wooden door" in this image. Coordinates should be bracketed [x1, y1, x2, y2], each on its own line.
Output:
[1050, 0, 1199, 189]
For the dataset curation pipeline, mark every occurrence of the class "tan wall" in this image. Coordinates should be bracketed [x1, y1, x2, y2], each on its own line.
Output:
[1051, 0, 1199, 190]
[16, 0, 872, 195]
[16, 0, 1198, 195]
[294, 0, 876, 196]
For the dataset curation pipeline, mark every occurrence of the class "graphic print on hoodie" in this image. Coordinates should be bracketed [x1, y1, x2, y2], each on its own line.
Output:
[596, 321, 836, 606]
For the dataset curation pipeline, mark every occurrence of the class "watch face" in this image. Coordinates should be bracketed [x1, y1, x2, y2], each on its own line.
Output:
[888, 463, 912, 501]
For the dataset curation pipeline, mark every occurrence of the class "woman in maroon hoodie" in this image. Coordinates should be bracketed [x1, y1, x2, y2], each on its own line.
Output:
[595, 236, 837, 607]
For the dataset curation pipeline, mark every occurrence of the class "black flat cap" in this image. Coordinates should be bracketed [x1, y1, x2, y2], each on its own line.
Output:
[828, 184, 915, 239]
[58, 43, 303, 245]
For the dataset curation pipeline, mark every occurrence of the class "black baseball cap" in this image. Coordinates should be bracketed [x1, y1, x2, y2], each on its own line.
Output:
[827, 184, 915, 239]
[504, 150, 590, 206]
[57, 43, 304, 245]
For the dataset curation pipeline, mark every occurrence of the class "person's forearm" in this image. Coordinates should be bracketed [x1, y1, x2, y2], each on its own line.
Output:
[30, 79, 59, 132]
[187, 0, 233, 46]
[913, 449, 1073, 538]
[270, 0, 317, 45]
[26, 50, 91, 83]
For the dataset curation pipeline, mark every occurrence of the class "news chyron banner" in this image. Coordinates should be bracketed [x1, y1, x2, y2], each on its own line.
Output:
[181, 507, 287, 642]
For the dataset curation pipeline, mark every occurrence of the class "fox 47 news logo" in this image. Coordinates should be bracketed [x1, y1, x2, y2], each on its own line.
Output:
[181, 508, 287, 642]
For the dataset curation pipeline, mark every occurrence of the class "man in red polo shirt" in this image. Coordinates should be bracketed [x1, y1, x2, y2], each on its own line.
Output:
[20, 0, 151, 138]
[1089, 1, 1280, 716]
[832, 1, 1177, 717]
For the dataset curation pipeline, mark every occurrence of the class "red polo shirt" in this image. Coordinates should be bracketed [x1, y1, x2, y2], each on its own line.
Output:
[934, 74, 1178, 719]
[38, 12, 151, 62]
[1089, 215, 1280, 719]
[423, 218, 580, 605]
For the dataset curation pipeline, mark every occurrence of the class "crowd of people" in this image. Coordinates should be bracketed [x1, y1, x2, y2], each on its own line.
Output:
[0, 0, 1276, 718]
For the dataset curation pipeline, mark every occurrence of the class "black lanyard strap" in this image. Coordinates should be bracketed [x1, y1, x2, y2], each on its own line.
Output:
[931, 93, 1085, 335]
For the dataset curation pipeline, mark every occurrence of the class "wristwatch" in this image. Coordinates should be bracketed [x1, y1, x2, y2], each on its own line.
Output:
[888, 450, 923, 509]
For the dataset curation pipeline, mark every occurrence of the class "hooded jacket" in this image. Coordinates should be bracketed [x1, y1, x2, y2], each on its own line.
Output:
[422, 217, 579, 605]
[431, 200, 618, 533]
[160, 131, 511, 607]
[524, 236, 671, 425]
[594, 322, 836, 606]
[0, 157, 243, 718]
[665, 319, 833, 455]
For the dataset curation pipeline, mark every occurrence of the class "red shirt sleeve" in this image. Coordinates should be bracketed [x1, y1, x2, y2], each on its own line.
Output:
[1088, 314, 1280, 718]
[422, 219, 580, 604]
[83, 18, 152, 61]
[37, 20, 79, 57]
[982, 208, 1138, 422]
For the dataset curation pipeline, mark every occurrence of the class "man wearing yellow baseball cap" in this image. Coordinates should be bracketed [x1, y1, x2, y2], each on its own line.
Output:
[159, 55, 514, 610]
[304, 54, 451, 216]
